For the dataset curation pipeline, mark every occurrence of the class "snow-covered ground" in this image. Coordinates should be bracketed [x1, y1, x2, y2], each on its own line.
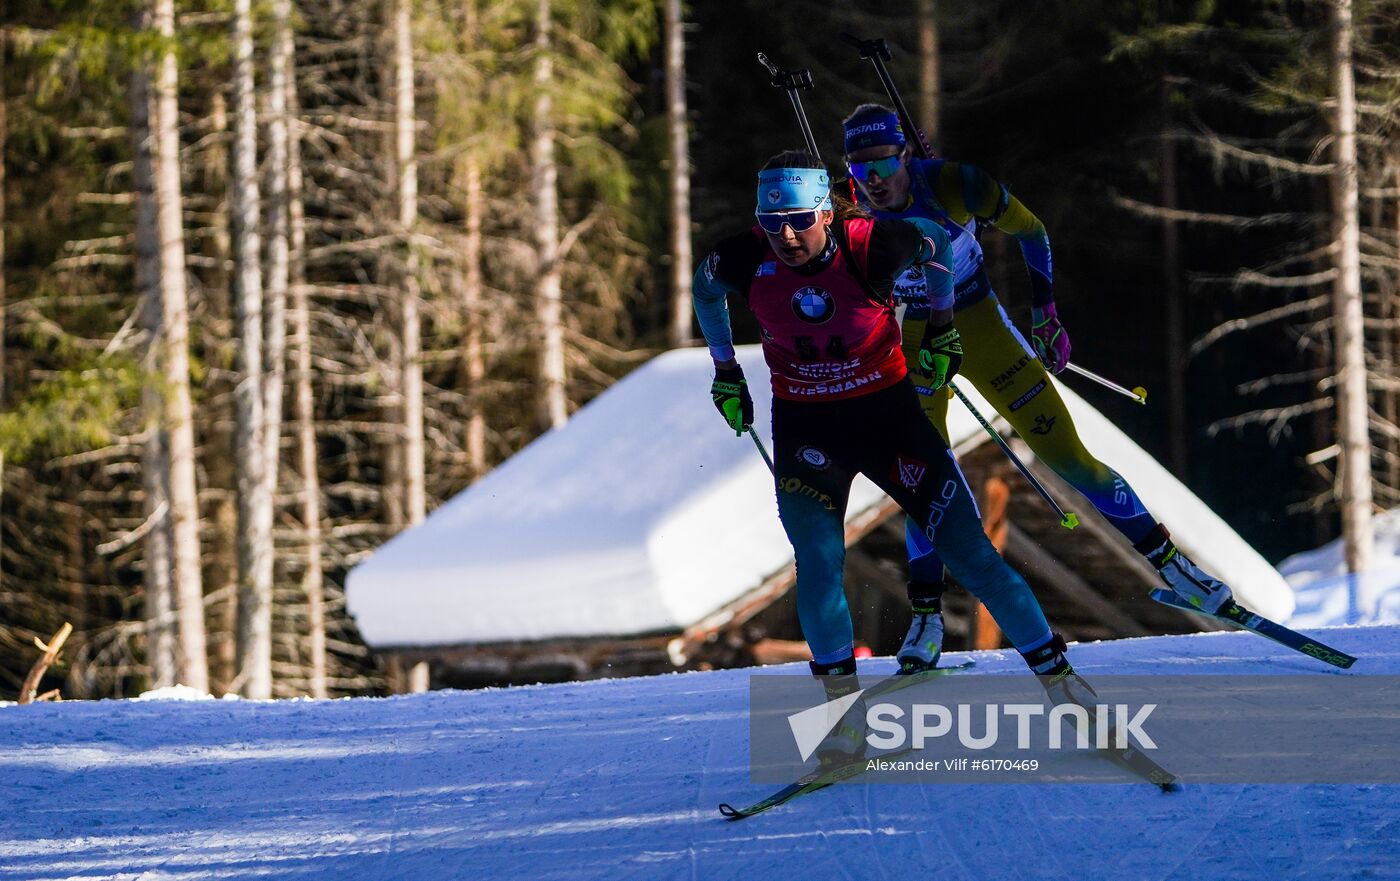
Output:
[1282, 508, 1400, 627]
[3, 627, 1397, 881]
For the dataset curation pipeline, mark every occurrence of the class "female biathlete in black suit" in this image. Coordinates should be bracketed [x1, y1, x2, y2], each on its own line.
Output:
[691, 150, 1083, 760]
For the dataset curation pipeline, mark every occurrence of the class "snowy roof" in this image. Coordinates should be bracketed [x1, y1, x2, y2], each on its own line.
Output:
[1279, 507, 1400, 627]
[345, 344, 1292, 649]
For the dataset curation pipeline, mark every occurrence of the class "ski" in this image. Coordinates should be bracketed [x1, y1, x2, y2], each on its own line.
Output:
[718, 747, 917, 821]
[1099, 736, 1179, 792]
[1047, 677, 1180, 791]
[717, 661, 974, 820]
[718, 723, 1171, 821]
[864, 658, 975, 700]
[1149, 588, 1357, 669]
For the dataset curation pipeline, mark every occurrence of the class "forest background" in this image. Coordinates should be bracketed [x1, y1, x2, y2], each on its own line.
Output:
[1, 0, 1396, 698]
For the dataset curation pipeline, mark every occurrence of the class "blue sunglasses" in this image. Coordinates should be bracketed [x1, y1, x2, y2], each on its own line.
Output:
[755, 209, 821, 235]
[846, 154, 903, 183]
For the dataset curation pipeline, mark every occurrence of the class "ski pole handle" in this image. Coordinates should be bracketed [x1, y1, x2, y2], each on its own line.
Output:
[1065, 362, 1147, 405]
[756, 53, 821, 161]
[838, 32, 892, 63]
[840, 32, 931, 162]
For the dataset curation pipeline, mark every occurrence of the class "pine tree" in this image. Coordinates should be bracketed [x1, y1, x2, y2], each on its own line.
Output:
[279, 0, 328, 699]
[663, 0, 691, 348]
[394, 0, 426, 524]
[152, 0, 208, 691]
[230, 0, 273, 698]
[532, 0, 567, 429]
[130, 34, 178, 688]
[1328, 0, 1374, 606]
[916, 0, 940, 152]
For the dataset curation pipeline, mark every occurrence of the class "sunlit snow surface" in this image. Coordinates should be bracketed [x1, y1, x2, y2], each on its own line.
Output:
[3, 628, 1397, 880]
[1282, 508, 1400, 627]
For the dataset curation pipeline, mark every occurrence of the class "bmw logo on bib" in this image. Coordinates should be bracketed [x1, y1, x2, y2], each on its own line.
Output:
[791, 286, 835, 324]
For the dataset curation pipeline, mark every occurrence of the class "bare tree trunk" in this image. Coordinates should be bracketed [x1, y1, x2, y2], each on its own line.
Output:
[260, 0, 293, 694]
[203, 91, 240, 694]
[230, 0, 272, 698]
[395, 0, 426, 524]
[462, 159, 487, 478]
[1376, 194, 1395, 502]
[1391, 146, 1400, 495]
[378, 7, 405, 535]
[284, 0, 326, 699]
[139, 352, 177, 689]
[263, 0, 292, 530]
[131, 56, 178, 689]
[533, 0, 567, 429]
[1329, 0, 1373, 614]
[153, 0, 208, 691]
[64, 500, 87, 698]
[381, 365, 405, 530]
[0, 30, 7, 603]
[1161, 75, 1187, 475]
[916, 0, 940, 151]
[0, 30, 6, 410]
[663, 0, 692, 348]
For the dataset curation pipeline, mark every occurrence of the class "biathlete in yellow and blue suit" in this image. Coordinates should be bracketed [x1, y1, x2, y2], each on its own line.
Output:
[840, 104, 1233, 672]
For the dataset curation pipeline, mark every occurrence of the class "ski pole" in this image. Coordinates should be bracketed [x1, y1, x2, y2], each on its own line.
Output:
[842, 31, 1077, 530]
[949, 383, 1078, 529]
[748, 428, 775, 475]
[1066, 362, 1147, 405]
[842, 31, 1144, 416]
[839, 34, 932, 156]
[750, 51, 812, 481]
[756, 53, 821, 161]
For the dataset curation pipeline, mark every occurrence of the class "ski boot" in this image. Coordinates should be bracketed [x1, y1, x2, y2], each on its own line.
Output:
[1019, 632, 1179, 789]
[897, 581, 946, 675]
[1019, 632, 1098, 708]
[809, 656, 867, 767]
[1138, 526, 1234, 614]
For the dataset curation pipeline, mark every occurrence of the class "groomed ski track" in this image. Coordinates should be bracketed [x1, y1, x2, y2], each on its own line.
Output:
[3, 626, 1397, 880]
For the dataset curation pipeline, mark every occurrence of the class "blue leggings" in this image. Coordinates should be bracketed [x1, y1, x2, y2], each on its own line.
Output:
[772, 380, 1053, 664]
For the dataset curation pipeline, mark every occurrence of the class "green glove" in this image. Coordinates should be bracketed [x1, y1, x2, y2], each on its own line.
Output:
[915, 324, 963, 393]
[711, 365, 753, 436]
